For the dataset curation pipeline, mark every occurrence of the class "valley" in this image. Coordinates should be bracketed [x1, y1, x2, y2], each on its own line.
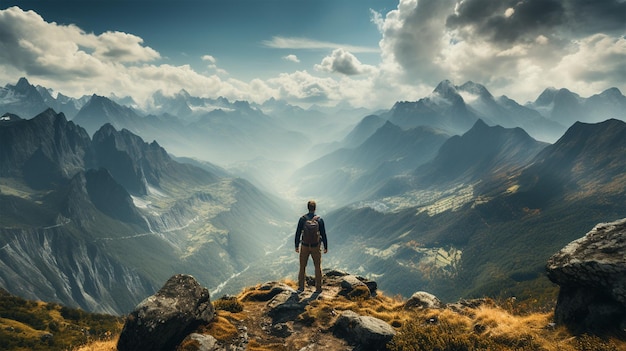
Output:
[1, 77, 626, 317]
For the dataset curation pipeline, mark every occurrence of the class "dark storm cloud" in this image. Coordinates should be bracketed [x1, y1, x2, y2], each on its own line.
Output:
[564, 0, 626, 35]
[446, 0, 626, 44]
[447, 0, 566, 44]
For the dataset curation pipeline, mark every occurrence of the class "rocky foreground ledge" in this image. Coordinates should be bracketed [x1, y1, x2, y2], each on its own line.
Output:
[115, 218, 626, 350]
[116, 270, 446, 351]
[546, 217, 626, 334]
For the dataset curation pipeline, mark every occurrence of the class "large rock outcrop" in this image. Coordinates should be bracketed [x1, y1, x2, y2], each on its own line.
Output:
[117, 274, 215, 351]
[333, 310, 396, 350]
[546, 218, 626, 334]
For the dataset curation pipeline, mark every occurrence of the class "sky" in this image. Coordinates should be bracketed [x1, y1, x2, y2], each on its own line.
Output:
[0, 0, 625, 110]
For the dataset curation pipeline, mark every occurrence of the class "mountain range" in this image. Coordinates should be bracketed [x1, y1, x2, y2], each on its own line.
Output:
[1, 77, 626, 314]
[0, 109, 292, 314]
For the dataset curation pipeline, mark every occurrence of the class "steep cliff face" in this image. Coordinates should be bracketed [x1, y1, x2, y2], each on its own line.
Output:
[0, 109, 93, 188]
[92, 124, 149, 195]
[0, 111, 292, 315]
[0, 227, 156, 314]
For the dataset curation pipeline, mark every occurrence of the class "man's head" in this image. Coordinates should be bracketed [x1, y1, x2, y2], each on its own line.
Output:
[307, 200, 316, 212]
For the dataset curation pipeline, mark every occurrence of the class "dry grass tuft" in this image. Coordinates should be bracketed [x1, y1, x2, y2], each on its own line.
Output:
[213, 296, 244, 313]
[388, 302, 626, 351]
[347, 284, 372, 301]
[200, 313, 239, 343]
[71, 337, 118, 351]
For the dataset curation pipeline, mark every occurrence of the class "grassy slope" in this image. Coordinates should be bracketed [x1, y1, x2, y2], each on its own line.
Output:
[0, 289, 123, 351]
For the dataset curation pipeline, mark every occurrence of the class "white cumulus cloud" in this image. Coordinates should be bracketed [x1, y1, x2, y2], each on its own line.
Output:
[315, 49, 376, 76]
[283, 54, 300, 63]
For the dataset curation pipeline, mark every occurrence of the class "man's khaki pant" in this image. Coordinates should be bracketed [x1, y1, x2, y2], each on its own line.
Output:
[298, 244, 322, 291]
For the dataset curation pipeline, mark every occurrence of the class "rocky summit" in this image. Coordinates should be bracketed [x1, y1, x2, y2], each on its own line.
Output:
[546, 218, 626, 334]
[112, 219, 626, 350]
[117, 274, 215, 351]
[117, 270, 399, 351]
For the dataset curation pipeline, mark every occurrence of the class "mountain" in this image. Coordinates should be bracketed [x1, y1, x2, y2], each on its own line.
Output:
[0, 78, 50, 119]
[4, 77, 626, 313]
[322, 119, 626, 302]
[340, 114, 388, 149]
[35, 86, 83, 119]
[413, 119, 548, 188]
[0, 110, 293, 314]
[385, 80, 478, 135]
[515, 118, 626, 207]
[530, 87, 626, 127]
[0, 108, 93, 189]
[455, 81, 565, 142]
[186, 100, 311, 164]
[290, 121, 449, 208]
[73, 94, 147, 137]
[382, 80, 565, 143]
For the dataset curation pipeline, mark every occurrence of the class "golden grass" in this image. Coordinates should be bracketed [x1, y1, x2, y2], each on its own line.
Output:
[74, 280, 626, 351]
[389, 302, 626, 351]
[200, 313, 239, 343]
[71, 336, 118, 351]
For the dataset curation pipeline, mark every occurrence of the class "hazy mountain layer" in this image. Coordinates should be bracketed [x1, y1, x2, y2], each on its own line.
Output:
[2, 77, 626, 313]
[324, 119, 626, 301]
[0, 110, 293, 314]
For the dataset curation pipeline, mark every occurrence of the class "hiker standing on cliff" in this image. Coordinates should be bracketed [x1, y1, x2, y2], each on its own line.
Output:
[295, 200, 328, 293]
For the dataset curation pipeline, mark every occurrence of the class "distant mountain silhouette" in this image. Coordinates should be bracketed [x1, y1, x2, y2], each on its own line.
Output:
[385, 80, 478, 135]
[530, 87, 626, 127]
[515, 118, 626, 207]
[291, 121, 449, 206]
[0, 108, 93, 189]
[73, 94, 146, 136]
[0, 78, 49, 118]
[416, 119, 548, 187]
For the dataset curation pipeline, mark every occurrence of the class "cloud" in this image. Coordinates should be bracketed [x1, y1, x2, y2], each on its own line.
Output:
[0, 6, 158, 80]
[92, 31, 160, 62]
[446, 0, 566, 44]
[1, 2, 625, 113]
[373, 0, 626, 102]
[282, 54, 300, 63]
[202, 55, 217, 64]
[315, 49, 376, 76]
[262, 36, 379, 53]
[552, 34, 626, 92]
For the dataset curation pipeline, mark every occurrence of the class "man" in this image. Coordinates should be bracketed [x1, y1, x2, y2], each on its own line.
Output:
[295, 200, 328, 293]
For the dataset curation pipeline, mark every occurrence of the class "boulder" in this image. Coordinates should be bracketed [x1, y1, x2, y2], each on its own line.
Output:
[333, 310, 396, 350]
[546, 218, 626, 334]
[267, 289, 306, 323]
[117, 274, 215, 351]
[405, 291, 442, 309]
[181, 333, 224, 351]
[340, 275, 368, 291]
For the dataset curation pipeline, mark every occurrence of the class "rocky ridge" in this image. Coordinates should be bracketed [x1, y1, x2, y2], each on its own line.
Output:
[115, 217, 626, 350]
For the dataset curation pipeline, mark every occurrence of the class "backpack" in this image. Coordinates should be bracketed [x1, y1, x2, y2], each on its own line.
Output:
[301, 215, 320, 245]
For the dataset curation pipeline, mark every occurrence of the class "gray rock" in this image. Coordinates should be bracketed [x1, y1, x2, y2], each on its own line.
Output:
[405, 291, 441, 309]
[340, 275, 367, 290]
[546, 218, 626, 333]
[183, 333, 224, 351]
[117, 274, 215, 351]
[267, 290, 306, 323]
[270, 322, 293, 338]
[333, 310, 396, 350]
